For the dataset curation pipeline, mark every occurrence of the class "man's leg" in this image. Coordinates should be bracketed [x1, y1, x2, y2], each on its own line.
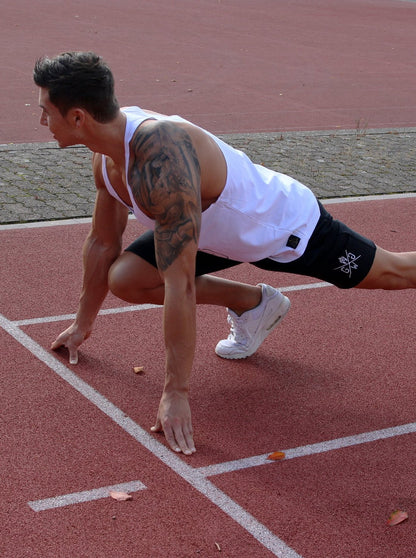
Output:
[108, 251, 263, 312]
[108, 231, 290, 360]
[108, 251, 290, 360]
[356, 246, 416, 290]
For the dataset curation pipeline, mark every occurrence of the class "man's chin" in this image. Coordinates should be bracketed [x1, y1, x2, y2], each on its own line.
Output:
[55, 138, 75, 149]
[53, 136, 63, 148]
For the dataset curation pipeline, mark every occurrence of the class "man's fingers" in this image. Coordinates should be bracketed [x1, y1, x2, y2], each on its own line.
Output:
[161, 423, 178, 452]
[164, 422, 196, 455]
[150, 417, 162, 433]
[150, 395, 196, 455]
[182, 426, 196, 455]
[50, 337, 63, 351]
[50, 337, 79, 365]
[177, 422, 196, 455]
[68, 347, 79, 365]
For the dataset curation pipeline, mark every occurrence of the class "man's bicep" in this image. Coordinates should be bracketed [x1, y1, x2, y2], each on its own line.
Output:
[156, 236, 198, 302]
[129, 122, 202, 272]
[154, 218, 199, 275]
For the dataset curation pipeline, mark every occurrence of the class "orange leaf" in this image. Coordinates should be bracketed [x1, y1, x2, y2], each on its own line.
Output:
[387, 510, 408, 526]
[133, 366, 145, 375]
[267, 451, 286, 461]
[109, 491, 133, 502]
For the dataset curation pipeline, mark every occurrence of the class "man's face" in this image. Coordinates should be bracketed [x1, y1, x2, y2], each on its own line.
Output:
[38, 88, 77, 148]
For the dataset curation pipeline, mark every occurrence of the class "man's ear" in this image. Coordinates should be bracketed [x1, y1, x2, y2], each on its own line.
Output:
[68, 108, 86, 129]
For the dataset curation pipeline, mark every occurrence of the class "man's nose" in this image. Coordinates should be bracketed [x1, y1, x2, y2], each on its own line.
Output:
[40, 112, 47, 126]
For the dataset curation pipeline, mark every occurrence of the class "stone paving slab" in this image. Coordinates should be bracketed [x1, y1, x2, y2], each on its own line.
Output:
[1, 128, 415, 225]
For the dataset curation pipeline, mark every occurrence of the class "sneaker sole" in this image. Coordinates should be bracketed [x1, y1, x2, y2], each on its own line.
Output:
[216, 296, 291, 359]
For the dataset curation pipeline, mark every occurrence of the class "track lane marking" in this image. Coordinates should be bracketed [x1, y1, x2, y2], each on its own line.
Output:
[0, 312, 303, 558]
[2, 304, 414, 556]
[28, 480, 146, 512]
[12, 282, 331, 327]
[13, 303, 161, 326]
[197, 423, 416, 478]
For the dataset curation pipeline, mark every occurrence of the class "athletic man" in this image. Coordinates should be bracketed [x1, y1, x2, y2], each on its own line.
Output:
[33, 52, 416, 455]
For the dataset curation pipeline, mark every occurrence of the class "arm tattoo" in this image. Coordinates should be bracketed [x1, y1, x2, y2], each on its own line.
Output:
[128, 121, 201, 271]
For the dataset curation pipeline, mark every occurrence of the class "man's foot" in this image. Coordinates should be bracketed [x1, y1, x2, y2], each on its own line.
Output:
[215, 283, 290, 359]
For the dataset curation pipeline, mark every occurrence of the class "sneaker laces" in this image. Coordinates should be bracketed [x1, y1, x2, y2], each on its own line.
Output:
[227, 314, 249, 345]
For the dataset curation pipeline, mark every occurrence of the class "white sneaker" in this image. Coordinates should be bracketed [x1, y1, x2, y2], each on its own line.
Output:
[215, 284, 290, 359]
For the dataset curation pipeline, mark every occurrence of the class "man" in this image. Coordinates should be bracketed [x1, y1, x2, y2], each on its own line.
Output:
[34, 52, 416, 456]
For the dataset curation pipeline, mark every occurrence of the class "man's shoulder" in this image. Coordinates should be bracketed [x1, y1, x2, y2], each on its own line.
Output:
[91, 152, 106, 187]
[92, 151, 102, 171]
[130, 118, 196, 158]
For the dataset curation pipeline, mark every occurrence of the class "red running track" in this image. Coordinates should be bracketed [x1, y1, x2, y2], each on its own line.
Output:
[1, 195, 415, 557]
[1, 0, 416, 143]
[1, 0, 415, 555]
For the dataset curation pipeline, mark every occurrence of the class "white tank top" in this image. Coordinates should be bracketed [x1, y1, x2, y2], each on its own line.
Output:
[101, 106, 320, 263]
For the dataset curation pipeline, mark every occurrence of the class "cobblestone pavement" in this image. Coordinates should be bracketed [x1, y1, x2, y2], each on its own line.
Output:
[1, 127, 415, 224]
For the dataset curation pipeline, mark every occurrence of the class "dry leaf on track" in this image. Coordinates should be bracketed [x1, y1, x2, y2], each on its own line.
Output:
[109, 491, 133, 502]
[267, 451, 286, 461]
[387, 510, 408, 526]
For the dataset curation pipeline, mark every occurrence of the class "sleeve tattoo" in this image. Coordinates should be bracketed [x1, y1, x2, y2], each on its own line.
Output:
[128, 122, 202, 271]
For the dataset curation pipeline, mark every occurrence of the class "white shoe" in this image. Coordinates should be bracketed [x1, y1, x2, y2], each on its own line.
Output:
[215, 284, 290, 359]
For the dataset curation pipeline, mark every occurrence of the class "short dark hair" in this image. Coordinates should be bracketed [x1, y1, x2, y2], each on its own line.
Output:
[33, 52, 119, 123]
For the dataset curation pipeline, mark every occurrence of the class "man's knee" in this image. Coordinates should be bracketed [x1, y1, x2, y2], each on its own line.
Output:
[108, 252, 163, 302]
[108, 254, 132, 298]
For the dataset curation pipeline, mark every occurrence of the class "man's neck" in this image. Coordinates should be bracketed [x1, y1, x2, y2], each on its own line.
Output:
[83, 111, 127, 166]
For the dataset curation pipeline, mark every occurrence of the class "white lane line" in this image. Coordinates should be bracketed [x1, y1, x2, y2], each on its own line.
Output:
[14, 303, 161, 326]
[0, 214, 135, 231]
[13, 282, 331, 327]
[0, 216, 93, 230]
[279, 281, 331, 292]
[1, 193, 415, 231]
[197, 422, 416, 478]
[0, 313, 302, 558]
[322, 192, 416, 204]
[28, 480, 146, 512]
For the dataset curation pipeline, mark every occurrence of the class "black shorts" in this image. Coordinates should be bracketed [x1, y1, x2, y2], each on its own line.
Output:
[125, 202, 376, 289]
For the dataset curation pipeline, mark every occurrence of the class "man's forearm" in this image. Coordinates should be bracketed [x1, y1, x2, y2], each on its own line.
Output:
[156, 283, 197, 454]
[162, 283, 196, 393]
[75, 233, 121, 330]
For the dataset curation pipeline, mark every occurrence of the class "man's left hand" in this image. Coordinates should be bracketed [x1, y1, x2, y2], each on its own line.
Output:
[151, 390, 196, 455]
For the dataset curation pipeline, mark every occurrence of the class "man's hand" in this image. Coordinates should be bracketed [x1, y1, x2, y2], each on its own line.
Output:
[51, 323, 91, 364]
[151, 390, 196, 455]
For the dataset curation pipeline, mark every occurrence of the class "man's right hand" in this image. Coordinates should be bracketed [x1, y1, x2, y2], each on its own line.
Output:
[51, 323, 91, 364]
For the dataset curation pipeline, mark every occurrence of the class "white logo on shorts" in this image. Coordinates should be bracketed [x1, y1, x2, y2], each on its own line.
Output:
[334, 251, 361, 277]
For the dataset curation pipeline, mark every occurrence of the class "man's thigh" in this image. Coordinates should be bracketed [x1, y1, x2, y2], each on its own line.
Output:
[125, 230, 242, 276]
[253, 203, 377, 289]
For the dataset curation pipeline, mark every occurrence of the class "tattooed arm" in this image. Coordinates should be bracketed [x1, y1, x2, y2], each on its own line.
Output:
[129, 120, 201, 454]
